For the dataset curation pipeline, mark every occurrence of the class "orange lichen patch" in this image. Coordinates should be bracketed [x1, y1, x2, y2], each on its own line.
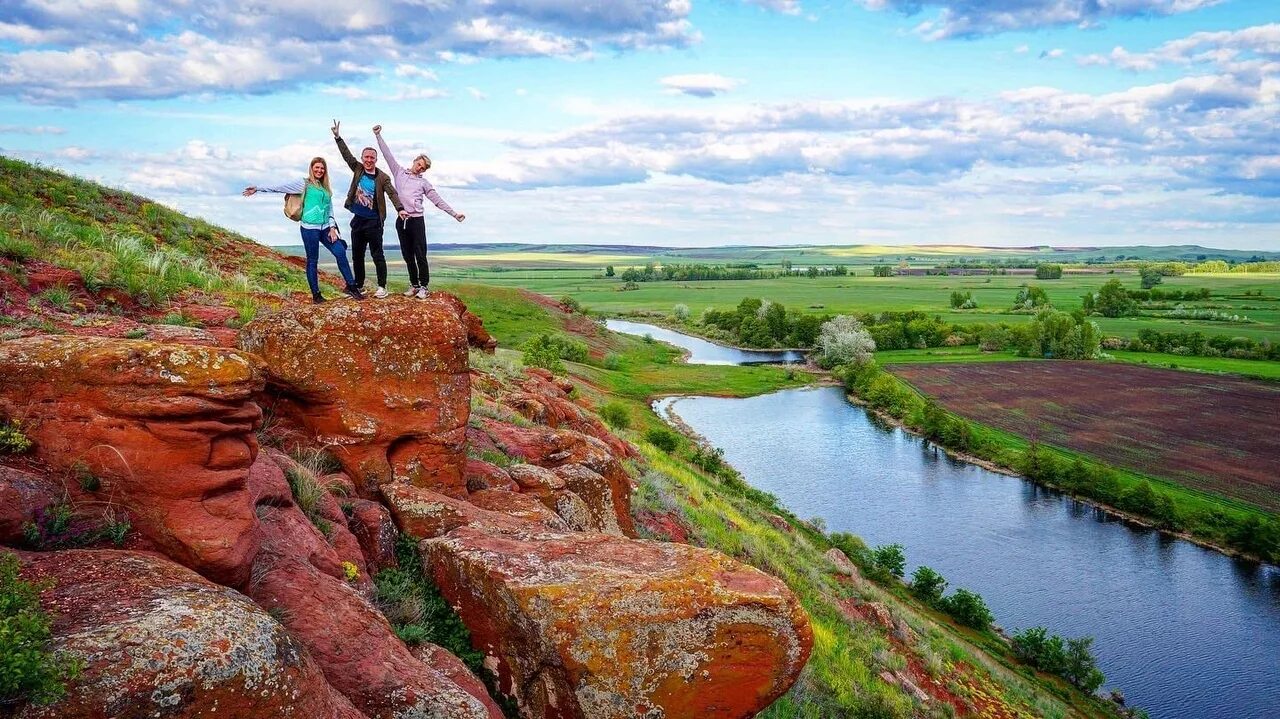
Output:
[421, 525, 813, 719]
[0, 334, 262, 390]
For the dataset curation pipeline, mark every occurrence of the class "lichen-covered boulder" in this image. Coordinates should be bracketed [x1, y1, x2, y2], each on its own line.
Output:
[0, 336, 265, 586]
[344, 497, 400, 571]
[384, 483, 568, 539]
[238, 297, 471, 497]
[12, 549, 364, 719]
[480, 420, 635, 537]
[421, 526, 814, 719]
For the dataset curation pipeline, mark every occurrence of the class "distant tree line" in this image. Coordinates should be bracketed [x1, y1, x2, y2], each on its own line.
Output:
[618, 263, 779, 282]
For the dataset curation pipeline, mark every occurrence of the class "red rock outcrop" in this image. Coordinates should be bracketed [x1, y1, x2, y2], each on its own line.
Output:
[246, 457, 502, 719]
[504, 369, 636, 460]
[12, 549, 364, 719]
[479, 420, 635, 537]
[238, 298, 471, 497]
[431, 290, 498, 353]
[0, 336, 265, 586]
[420, 525, 814, 719]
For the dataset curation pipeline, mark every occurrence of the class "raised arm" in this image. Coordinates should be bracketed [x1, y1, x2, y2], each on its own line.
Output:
[373, 127, 402, 177]
[243, 179, 305, 195]
[424, 181, 464, 221]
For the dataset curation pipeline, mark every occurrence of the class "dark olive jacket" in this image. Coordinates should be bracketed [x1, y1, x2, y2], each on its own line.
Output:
[334, 136, 403, 222]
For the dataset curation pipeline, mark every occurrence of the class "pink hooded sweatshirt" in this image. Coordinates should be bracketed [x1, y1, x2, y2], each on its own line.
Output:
[375, 134, 461, 220]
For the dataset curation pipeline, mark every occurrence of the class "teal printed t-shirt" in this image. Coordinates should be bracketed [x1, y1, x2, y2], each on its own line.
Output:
[352, 172, 378, 219]
[301, 183, 332, 226]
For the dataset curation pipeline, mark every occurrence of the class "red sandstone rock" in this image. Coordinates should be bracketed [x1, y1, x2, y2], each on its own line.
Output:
[382, 483, 567, 538]
[238, 298, 471, 497]
[465, 457, 519, 492]
[344, 498, 400, 571]
[13, 549, 365, 719]
[0, 466, 59, 545]
[479, 421, 636, 537]
[430, 291, 498, 352]
[422, 526, 813, 719]
[0, 336, 265, 586]
[261, 449, 368, 584]
[246, 550, 502, 719]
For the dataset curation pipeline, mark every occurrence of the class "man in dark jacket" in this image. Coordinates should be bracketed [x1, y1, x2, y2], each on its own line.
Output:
[331, 120, 407, 298]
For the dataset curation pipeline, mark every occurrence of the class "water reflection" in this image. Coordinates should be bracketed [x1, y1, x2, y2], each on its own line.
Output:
[658, 386, 1280, 719]
[605, 319, 806, 365]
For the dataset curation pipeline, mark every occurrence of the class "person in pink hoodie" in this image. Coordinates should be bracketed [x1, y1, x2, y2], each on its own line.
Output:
[373, 125, 465, 299]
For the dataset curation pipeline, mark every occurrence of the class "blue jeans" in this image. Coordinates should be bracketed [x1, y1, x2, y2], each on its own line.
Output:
[300, 227, 355, 296]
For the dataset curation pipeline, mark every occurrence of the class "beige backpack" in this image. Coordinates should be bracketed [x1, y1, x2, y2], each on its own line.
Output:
[283, 179, 305, 221]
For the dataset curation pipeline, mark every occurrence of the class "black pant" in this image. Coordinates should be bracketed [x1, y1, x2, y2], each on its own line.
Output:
[350, 215, 386, 288]
[395, 216, 430, 288]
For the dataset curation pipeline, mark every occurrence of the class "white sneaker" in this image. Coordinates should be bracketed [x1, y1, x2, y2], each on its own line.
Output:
[374, 286, 388, 299]
[402, 286, 418, 297]
[415, 287, 428, 300]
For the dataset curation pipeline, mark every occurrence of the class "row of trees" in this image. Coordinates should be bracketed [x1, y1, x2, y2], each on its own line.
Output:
[700, 298, 826, 348]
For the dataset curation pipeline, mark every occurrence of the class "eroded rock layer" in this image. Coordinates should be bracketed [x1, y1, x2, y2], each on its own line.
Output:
[238, 297, 470, 496]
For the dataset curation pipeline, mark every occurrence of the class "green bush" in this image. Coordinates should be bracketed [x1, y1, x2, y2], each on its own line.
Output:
[871, 544, 906, 579]
[938, 588, 993, 630]
[644, 427, 681, 453]
[522, 333, 589, 374]
[0, 421, 33, 454]
[909, 565, 947, 604]
[1034, 263, 1063, 280]
[598, 401, 631, 430]
[1012, 627, 1105, 692]
[373, 537, 482, 673]
[0, 552, 82, 706]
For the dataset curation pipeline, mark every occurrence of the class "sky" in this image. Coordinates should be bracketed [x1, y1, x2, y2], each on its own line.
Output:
[0, 1, 1277, 251]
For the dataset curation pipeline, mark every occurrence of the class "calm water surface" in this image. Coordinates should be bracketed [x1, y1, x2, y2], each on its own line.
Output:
[657, 388, 1280, 719]
[605, 319, 805, 365]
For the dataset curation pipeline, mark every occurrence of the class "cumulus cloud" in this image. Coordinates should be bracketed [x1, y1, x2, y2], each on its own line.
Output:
[453, 55, 1280, 197]
[660, 73, 743, 97]
[854, 0, 1223, 40]
[1077, 22, 1280, 72]
[0, 124, 64, 134]
[743, 0, 803, 14]
[0, 0, 698, 102]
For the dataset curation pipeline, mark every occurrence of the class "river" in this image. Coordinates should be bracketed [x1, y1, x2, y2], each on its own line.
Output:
[605, 319, 805, 365]
[611, 320, 1280, 719]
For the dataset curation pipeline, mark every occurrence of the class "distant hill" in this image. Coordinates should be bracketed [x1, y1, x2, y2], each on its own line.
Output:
[280, 241, 1280, 267]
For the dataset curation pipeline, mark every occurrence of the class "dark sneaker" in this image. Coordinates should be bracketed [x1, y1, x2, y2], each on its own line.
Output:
[344, 284, 365, 301]
[312, 293, 326, 304]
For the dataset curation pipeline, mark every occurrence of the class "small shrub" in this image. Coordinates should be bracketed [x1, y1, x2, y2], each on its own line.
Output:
[374, 537, 483, 672]
[123, 328, 147, 339]
[559, 295, 581, 313]
[342, 561, 360, 583]
[871, 543, 906, 579]
[37, 286, 73, 312]
[910, 565, 948, 604]
[598, 401, 631, 430]
[0, 421, 33, 454]
[0, 552, 82, 706]
[602, 353, 622, 370]
[644, 426, 681, 453]
[285, 466, 334, 539]
[939, 588, 993, 630]
[673, 303, 690, 322]
[73, 462, 100, 492]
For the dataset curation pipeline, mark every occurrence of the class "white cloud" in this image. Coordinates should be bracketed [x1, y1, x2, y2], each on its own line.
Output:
[467, 87, 488, 100]
[1039, 48, 1065, 60]
[659, 73, 743, 97]
[1077, 23, 1280, 72]
[852, 0, 1223, 40]
[0, 124, 65, 135]
[0, 0, 699, 102]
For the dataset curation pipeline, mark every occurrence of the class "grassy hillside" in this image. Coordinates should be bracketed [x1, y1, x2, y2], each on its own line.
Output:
[0, 155, 313, 340]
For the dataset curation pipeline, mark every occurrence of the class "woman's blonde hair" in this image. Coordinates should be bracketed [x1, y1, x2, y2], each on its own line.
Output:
[413, 153, 432, 171]
[305, 156, 333, 194]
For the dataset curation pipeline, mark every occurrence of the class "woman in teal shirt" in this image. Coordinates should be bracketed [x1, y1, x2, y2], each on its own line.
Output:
[243, 156, 363, 303]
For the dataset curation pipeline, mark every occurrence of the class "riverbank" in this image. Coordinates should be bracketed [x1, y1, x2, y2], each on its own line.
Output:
[840, 362, 1278, 566]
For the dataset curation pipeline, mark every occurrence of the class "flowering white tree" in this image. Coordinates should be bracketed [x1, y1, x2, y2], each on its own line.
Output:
[816, 315, 876, 368]
[673, 303, 690, 322]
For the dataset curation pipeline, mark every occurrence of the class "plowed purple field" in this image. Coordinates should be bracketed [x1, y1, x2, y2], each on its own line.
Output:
[890, 361, 1280, 511]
